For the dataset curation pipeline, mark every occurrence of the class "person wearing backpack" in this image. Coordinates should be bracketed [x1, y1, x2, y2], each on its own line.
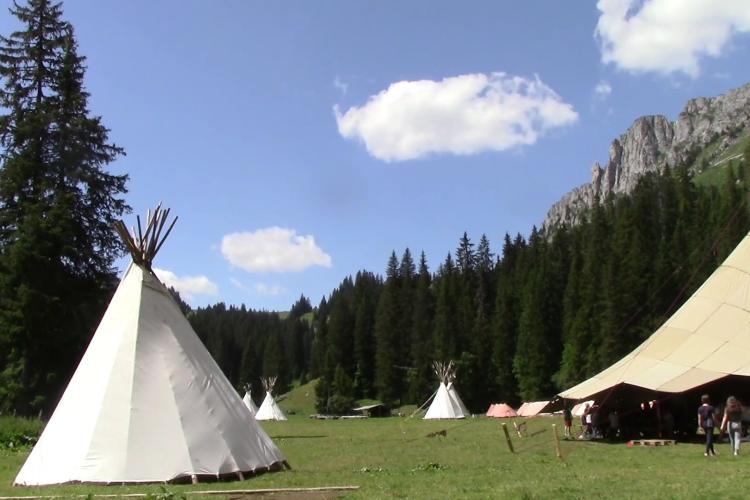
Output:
[698, 394, 717, 457]
[721, 396, 743, 456]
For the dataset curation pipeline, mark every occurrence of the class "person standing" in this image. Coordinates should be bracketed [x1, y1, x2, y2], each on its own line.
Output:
[721, 396, 743, 456]
[563, 405, 573, 439]
[698, 395, 717, 457]
[583, 403, 592, 438]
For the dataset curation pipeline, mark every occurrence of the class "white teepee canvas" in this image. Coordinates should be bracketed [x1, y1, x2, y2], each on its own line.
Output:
[447, 382, 469, 416]
[424, 382, 466, 419]
[242, 388, 259, 417]
[255, 378, 287, 421]
[14, 207, 287, 486]
[423, 361, 468, 420]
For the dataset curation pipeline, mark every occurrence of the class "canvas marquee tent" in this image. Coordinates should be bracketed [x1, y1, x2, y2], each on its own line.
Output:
[424, 361, 468, 419]
[559, 231, 750, 402]
[516, 401, 549, 417]
[255, 377, 287, 421]
[571, 400, 595, 417]
[14, 206, 287, 486]
[486, 403, 517, 418]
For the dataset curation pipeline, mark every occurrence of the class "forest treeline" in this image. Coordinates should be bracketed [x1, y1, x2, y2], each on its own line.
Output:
[188, 155, 750, 414]
[2, 0, 749, 420]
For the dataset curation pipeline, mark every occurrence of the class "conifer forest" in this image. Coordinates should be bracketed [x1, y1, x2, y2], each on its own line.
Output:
[1, 0, 750, 419]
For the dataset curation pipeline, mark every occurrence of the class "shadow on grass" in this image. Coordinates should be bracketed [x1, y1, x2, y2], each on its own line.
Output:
[270, 435, 328, 439]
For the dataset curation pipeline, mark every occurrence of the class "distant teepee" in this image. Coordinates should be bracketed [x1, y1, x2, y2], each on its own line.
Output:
[424, 361, 468, 419]
[242, 384, 259, 417]
[255, 376, 288, 421]
[14, 206, 288, 486]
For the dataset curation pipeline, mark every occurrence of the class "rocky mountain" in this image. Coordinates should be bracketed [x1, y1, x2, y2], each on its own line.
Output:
[543, 82, 750, 231]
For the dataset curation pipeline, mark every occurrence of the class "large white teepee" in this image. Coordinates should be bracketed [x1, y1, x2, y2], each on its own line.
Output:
[242, 385, 259, 417]
[255, 377, 287, 421]
[14, 206, 287, 486]
[424, 361, 468, 419]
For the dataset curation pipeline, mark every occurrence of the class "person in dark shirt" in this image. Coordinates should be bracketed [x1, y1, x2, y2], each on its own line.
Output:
[697, 394, 717, 456]
[563, 405, 573, 439]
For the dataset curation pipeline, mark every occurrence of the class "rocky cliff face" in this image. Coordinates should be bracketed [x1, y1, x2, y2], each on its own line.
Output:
[543, 83, 750, 231]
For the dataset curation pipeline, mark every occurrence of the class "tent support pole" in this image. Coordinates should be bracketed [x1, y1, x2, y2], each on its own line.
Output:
[501, 423, 514, 453]
[552, 424, 563, 460]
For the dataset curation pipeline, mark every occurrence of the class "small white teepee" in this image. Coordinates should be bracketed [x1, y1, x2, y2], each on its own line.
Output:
[255, 377, 287, 421]
[424, 361, 468, 419]
[14, 206, 288, 486]
[447, 382, 469, 416]
[242, 384, 259, 417]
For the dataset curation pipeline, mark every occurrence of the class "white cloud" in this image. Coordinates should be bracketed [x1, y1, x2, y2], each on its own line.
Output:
[153, 267, 219, 300]
[254, 283, 286, 296]
[596, 0, 750, 77]
[221, 227, 332, 273]
[594, 81, 613, 98]
[334, 72, 578, 162]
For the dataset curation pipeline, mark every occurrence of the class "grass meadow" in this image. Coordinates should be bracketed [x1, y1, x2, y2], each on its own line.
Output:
[2, 415, 750, 499]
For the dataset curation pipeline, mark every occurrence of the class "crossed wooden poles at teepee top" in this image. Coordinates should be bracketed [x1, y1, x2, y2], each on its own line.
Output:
[114, 204, 178, 271]
[433, 361, 457, 385]
[261, 376, 278, 394]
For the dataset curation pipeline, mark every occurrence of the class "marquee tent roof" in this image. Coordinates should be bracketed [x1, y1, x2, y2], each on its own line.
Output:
[516, 401, 549, 417]
[560, 232, 750, 401]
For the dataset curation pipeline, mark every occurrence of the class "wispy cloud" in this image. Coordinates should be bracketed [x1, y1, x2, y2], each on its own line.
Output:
[596, 0, 750, 77]
[594, 80, 612, 99]
[221, 227, 332, 273]
[334, 72, 578, 162]
[230, 277, 286, 297]
[333, 76, 349, 95]
[254, 282, 286, 296]
[153, 267, 219, 300]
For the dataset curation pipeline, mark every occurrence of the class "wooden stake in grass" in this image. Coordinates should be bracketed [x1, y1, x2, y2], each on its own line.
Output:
[552, 424, 563, 460]
[502, 423, 514, 453]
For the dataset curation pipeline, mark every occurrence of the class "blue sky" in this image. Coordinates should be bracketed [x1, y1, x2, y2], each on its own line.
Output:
[2, 0, 750, 310]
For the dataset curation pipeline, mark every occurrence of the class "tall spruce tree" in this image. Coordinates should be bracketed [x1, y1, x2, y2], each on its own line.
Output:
[0, 0, 128, 414]
[352, 271, 379, 398]
[373, 252, 400, 404]
[408, 252, 433, 403]
[433, 253, 458, 360]
[491, 233, 523, 404]
[397, 248, 416, 381]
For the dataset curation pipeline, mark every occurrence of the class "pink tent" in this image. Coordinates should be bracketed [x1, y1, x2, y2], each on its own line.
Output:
[486, 403, 518, 418]
[516, 401, 549, 417]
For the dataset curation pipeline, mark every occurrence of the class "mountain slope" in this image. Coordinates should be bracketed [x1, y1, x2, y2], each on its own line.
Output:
[543, 82, 750, 231]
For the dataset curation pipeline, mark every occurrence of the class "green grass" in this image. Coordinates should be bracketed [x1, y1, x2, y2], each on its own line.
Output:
[693, 133, 749, 188]
[693, 161, 733, 188]
[0, 416, 43, 450]
[2, 416, 750, 499]
[277, 378, 318, 417]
